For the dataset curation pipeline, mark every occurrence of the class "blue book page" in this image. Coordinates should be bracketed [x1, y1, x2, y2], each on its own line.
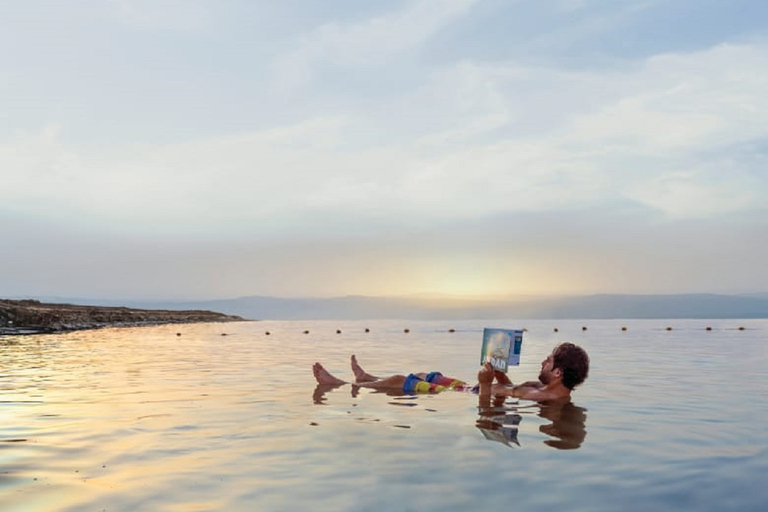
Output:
[481, 328, 523, 372]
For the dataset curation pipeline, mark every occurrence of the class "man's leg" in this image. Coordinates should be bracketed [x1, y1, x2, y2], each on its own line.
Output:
[350, 355, 379, 383]
[355, 374, 408, 390]
[349, 357, 428, 391]
[313, 361, 407, 390]
[312, 363, 347, 386]
[357, 373, 443, 393]
[351, 356, 454, 388]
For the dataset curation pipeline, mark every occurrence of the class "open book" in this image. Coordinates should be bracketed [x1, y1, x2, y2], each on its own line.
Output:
[480, 328, 523, 373]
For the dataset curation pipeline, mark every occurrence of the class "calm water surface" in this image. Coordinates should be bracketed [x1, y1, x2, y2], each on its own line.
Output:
[1, 319, 767, 511]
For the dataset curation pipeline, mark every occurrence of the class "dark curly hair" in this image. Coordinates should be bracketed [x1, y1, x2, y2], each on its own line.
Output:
[552, 342, 590, 390]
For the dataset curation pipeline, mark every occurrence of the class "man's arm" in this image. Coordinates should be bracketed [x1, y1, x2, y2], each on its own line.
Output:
[493, 369, 512, 385]
[478, 363, 546, 400]
[479, 363, 523, 397]
[491, 383, 549, 400]
[492, 366, 543, 390]
[477, 362, 496, 399]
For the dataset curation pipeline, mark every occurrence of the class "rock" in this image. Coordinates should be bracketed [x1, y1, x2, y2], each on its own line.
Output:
[0, 299, 244, 335]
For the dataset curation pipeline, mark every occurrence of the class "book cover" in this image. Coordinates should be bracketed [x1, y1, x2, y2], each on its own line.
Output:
[480, 328, 523, 373]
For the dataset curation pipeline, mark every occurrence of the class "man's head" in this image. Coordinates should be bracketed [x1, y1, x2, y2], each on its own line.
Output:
[539, 342, 590, 390]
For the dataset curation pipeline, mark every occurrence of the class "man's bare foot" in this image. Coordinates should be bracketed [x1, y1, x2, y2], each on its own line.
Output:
[351, 355, 378, 383]
[312, 363, 347, 386]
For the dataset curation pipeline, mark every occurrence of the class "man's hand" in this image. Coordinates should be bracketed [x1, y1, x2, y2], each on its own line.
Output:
[478, 362, 495, 385]
[494, 369, 512, 385]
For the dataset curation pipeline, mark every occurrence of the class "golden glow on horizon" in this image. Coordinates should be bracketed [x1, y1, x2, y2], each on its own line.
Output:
[350, 255, 590, 299]
[270, 247, 618, 299]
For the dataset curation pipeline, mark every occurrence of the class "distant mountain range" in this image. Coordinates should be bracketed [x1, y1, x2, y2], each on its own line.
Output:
[23, 293, 768, 320]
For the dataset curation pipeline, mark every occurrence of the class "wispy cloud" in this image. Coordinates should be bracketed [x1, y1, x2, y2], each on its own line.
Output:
[273, 0, 479, 89]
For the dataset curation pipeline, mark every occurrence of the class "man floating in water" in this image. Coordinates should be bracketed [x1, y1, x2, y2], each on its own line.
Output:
[312, 342, 590, 402]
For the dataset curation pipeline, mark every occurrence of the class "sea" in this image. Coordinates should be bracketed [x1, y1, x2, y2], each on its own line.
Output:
[1, 318, 766, 512]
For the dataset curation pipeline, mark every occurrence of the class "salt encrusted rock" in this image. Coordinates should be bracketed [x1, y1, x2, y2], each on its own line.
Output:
[0, 299, 244, 335]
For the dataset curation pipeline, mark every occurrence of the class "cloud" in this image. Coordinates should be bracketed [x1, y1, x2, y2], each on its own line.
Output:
[566, 42, 768, 148]
[272, 0, 479, 89]
[350, 40, 768, 219]
[559, 41, 768, 217]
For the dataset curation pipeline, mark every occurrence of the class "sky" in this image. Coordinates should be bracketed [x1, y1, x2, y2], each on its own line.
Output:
[1, 0, 767, 300]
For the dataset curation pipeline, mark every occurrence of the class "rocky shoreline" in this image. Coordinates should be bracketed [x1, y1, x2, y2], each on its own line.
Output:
[0, 299, 246, 335]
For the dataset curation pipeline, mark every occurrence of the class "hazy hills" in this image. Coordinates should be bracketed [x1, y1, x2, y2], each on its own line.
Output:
[27, 293, 768, 320]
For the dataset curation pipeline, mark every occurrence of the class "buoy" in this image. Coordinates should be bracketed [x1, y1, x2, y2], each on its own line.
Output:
[404, 328, 410, 333]
[582, 326, 587, 331]
[221, 333, 227, 336]
[705, 327, 712, 331]
[365, 328, 370, 333]
[621, 326, 627, 331]
[336, 329, 341, 334]
[448, 328, 455, 333]
[738, 326, 745, 331]
[176, 333, 181, 337]
[553, 328, 558, 333]
[303, 330, 309, 334]
[265, 331, 271, 335]
[666, 327, 673, 331]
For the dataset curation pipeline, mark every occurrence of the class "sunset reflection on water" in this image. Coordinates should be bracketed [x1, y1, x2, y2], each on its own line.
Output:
[2, 319, 767, 512]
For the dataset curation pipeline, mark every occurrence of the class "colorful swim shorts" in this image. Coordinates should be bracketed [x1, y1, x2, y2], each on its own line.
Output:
[402, 373, 445, 393]
[425, 371, 466, 389]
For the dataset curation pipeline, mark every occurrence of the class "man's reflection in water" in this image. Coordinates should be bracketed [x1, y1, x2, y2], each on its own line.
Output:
[312, 384, 587, 450]
[313, 383, 408, 405]
[477, 395, 587, 449]
[313, 384, 586, 449]
[537, 400, 588, 449]
[313, 383, 343, 405]
[476, 404, 522, 447]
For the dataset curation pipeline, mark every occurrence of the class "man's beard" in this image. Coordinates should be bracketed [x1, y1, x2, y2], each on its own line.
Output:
[538, 371, 551, 385]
